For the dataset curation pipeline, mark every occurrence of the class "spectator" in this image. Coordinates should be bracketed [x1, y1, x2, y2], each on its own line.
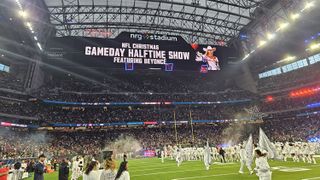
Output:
[83, 161, 99, 180]
[100, 159, 117, 180]
[115, 161, 130, 180]
[11, 162, 23, 180]
[34, 154, 46, 180]
[58, 158, 69, 180]
[0, 162, 9, 180]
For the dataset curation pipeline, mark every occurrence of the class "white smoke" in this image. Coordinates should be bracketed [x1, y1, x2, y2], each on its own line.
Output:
[222, 123, 244, 146]
[0, 127, 11, 136]
[29, 132, 52, 144]
[104, 135, 142, 157]
[222, 122, 256, 146]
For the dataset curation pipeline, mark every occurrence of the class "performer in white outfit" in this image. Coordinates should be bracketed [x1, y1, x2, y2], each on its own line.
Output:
[176, 148, 182, 167]
[83, 161, 100, 180]
[307, 144, 317, 164]
[254, 149, 272, 180]
[164, 146, 168, 158]
[203, 141, 212, 170]
[71, 157, 81, 180]
[239, 145, 253, 174]
[161, 150, 165, 163]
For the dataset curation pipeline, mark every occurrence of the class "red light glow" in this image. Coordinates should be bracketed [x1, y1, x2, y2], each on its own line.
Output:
[266, 96, 274, 102]
[289, 86, 320, 98]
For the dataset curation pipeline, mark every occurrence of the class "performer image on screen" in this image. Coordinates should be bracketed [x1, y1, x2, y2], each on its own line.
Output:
[195, 46, 220, 71]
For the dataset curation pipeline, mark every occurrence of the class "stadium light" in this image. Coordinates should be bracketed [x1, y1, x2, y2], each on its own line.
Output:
[26, 22, 32, 28]
[258, 40, 267, 47]
[18, 10, 28, 18]
[26, 22, 33, 31]
[305, 1, 315, 10]
[307, 43, 320, 51]
[37, 42, 43, 51]
[283, 55, 296, 62]
[277, 22, 290, 31]
[238, 0, 315, 61]
[290, 13, 300, 21]
[15, 0, 23, 10]
[267, 33, 276, 40]
[242, 54, 250, 61]
[277, 55, 297, 63]
[310, 43, 320, 50]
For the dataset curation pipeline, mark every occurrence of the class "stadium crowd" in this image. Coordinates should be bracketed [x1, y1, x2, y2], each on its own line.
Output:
[261, 93, 320, 113]
[0, 87, 319, 125]
[1, 115, 319, 160]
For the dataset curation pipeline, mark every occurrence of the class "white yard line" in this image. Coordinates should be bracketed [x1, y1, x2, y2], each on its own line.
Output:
[130, 162, 202, 170]
[130, 161, 237, 170]
[132, 163, 238, 172]
[298, 164, 320, 168]
[132, 164, 203, 172]
[166, 163, 320, 180]
[302, 177, 320, 180]
[131, 165, 238, 177]
[171, 173, 238, 180]
[131, 169, 206, 177]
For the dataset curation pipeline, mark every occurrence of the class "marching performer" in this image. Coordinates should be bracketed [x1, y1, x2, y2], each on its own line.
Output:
[176, 148, 182, 167]
[307, 144, 317, 164]
[254, 149, 272, 180]
[203, 141, 212, 170]
[161, 150, 165, 163]
[239, 145, 253, 174]
[71, 157, 81, 180]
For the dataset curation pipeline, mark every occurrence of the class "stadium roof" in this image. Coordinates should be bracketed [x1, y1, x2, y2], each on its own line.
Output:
[44, 0, 266, 46]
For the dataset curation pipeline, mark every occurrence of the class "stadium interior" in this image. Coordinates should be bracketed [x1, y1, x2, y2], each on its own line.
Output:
[0, 0, 320, 180]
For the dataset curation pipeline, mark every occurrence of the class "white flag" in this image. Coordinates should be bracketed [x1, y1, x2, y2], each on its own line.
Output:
[204, 140, 212, 165]
[245, 134, 253, 166]
[259, 128, 278, 159]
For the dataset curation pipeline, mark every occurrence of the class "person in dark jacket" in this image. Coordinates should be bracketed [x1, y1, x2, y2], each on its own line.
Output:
[34, 154, 46, 180]
[219, 147, 226, 163]
[58, 158, 69, 180]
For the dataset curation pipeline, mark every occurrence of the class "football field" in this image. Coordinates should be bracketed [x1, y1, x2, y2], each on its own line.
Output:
[26, 158, 320, 180]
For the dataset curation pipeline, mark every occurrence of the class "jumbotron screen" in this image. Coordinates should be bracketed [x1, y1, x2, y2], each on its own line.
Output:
[46, 32, 235, 73]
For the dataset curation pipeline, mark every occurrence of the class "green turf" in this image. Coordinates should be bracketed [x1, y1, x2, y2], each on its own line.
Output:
[26, 158, 320, 180]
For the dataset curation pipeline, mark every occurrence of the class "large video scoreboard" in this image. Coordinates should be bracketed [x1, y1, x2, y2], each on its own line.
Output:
[46, 32, 235, 73]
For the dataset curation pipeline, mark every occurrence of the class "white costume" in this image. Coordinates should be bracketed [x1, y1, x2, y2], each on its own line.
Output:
[161, 150, 165, 163]
[307, 144, 317, 164]
[100, 169, 117, 180]
[116, 171, 130, 180]
[195, 46, 220, 71]
[176, 149, 182, 167]
[205, 56, 220, 70]
[203, 142, 212, 170]
[71, 159, 81, 180]
[239, 148, 253, 174]
[83, 170, 100, 180]
[254, 156, 271, 180]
